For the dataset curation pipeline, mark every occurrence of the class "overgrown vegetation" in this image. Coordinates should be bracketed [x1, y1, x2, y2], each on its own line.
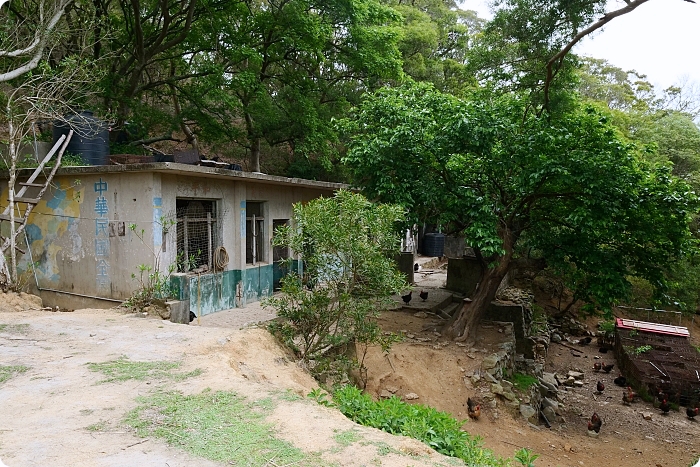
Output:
[125, 389, 328, 466]
[264, 190, 406, 383]
[86, 356, 201, 384]
[332, 385, 539, 466]
[0, 364, 29, 384]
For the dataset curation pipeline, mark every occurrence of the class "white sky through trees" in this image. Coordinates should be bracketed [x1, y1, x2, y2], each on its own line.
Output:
[464, 0, 700, 91]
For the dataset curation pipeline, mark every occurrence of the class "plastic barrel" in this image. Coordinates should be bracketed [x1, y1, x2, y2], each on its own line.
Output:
[422, 233, 445, 257]
[53, 111, 110, 165]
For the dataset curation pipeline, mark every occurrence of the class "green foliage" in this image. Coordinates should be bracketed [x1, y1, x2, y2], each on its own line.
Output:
[510, 373, 538, 392]
[86, 356, 202, 384]
[125, 218, 178, 308]
[264, 190, 407, 381]
[125, 390, 327, 465]
[308, 388, 335, 407]
[624, 345, 652, 356]
[342, 82, 698, 322]
[598, 320, 615, 337]
[514, 448, 540, 467]
[333, 385, 510, 466]
[0, 364, 29, 384]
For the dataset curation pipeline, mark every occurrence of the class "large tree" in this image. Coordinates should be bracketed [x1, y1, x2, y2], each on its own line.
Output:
[342, 82, 697, 340]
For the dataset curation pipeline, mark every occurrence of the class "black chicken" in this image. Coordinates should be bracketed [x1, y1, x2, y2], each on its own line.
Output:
[414, 263, 419, 272]
[602, 363, 614, 373]
[419, 290, 428, 301]
[401, 291, 412, 304]
[686, 407, 699, 419]
[613, 375, 627, 387]
[660, 399, 671, 414]
[578, 336, 592, 345]
[189, 311, 196, 323]
[596, 381, 605, 394]
[588, 412, 602, 433]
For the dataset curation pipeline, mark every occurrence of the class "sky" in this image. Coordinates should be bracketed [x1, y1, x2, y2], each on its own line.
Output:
[463, 0, 700, 92]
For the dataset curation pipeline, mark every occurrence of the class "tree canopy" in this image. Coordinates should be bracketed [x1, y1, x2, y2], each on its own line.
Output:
[342, 82, 697, 338]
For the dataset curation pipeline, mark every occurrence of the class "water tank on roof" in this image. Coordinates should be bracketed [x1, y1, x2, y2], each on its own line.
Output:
[53, 111, 110, 165]
[422, 233, 445, 257]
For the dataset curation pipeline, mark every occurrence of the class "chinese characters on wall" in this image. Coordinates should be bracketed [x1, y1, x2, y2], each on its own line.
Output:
[94, 178, 110, 289]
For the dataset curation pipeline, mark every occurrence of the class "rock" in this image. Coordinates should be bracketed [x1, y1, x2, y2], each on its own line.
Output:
[385, 386, 398, 394]
[482, 355, 499, 370]
[404, 393, 419, 400]
[538, 384, 549, 397]
[413, 311, 428, 319]
[642, 412, 653, 421]
[541, 372, 558, 387]
[542, 406, 556, 422]
[483, 371, 499, 384]
[520, 404, 537, 424]
[587, 430, 599, 438]
[379, 389, 392, 399]
[573, 380, 584, 388]
[502, 391, 517, 402]
[567, 371, 584, 380]
[491, 383, 504, 396]
[471, 374, 481, 384]
[501, 380, 514, 391]
[541, 397, 559, 412]
[563, 376, 575, 387]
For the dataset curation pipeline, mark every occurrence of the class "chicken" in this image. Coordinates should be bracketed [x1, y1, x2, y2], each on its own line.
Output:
[593, 362, 602, 372]
[613, 375, 627, 387]
[596, 381, 605, 394]
[578, 336, 592, 345]
[587, 412, 602, 433]
[467, 397, 481, 420]
[189, 311, 196, 323]
[419, 290, 429, 301]
[622, 387, 637, 405]
[602, 363, 614, 373]
[599, 347, 608, 354]
[401, 291, 412, 304]
[686, 407, 699, 419]
[659, 399, 671, 415]
[414, 262, 419, 272]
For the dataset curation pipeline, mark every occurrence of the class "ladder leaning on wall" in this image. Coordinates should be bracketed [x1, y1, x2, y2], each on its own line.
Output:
[0, 130, 73, 285]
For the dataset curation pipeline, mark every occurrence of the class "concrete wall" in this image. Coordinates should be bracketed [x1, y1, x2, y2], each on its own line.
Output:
[1, 167, 337, 310]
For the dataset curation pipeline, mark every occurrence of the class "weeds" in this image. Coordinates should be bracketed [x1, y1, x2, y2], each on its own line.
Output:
[0, 323, 30, 334]
[0, 364, 29, 384]
[86, 356, 202, 384]
[510, 373, 538, 392]
[125, 389, 328, 466]
[85, 421, 108, 432]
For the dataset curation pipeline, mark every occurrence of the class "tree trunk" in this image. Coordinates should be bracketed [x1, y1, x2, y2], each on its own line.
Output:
[443, 228, 517, 341]
[250, 136, 261, 173]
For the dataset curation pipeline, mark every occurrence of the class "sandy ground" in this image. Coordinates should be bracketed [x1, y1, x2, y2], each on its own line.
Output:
[0, 303, 462, 467]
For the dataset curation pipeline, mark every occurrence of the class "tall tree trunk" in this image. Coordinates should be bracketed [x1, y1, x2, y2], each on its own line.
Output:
[443, 229, 517, 341]
[250, 135, 261, 173]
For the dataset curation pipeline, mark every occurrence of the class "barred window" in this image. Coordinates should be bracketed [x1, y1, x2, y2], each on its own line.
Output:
[176, 199, 218, 272]
[246, 201, 265, 264]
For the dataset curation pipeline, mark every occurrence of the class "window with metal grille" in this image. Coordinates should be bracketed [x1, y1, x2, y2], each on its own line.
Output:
[246, 201, 265, 264]
[176, 199, 218, 272]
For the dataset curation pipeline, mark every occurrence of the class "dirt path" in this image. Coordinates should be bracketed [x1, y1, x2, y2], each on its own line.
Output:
[0, 307, 461, 467]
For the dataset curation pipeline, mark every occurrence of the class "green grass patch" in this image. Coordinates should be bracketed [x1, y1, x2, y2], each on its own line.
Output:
[510, 373, 538, 392]
[86, 356, 202, 384]
[0, 323, 30, 334]
[85, 421, 108, 432]
[125, 389, 329, 466]
[333, 429, 363, 447]
[334, 385, 515, 466]
[0, 365, 29, 384]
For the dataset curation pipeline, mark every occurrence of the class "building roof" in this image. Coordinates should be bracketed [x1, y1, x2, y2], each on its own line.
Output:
[615, 318, 690, 338]
[8, 162, 348, 191]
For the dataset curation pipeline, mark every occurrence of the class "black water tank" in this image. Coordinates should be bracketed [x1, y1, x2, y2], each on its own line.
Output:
[422, 233, 445, 257]
[53, 111, 109, 165]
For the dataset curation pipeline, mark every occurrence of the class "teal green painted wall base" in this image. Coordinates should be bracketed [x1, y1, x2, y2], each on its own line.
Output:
[169, 261, 300, 317]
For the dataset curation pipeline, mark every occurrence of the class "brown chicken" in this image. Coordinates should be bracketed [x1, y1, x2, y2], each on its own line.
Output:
[602, 363, 614, 373]
[593, 362, 602, 372]
[622, 387, 637, 405]
[596, 381, 605, 394]
[467, 397, 481, 420]
[588, 412, 602, 433]
[659, 399, 671, 414]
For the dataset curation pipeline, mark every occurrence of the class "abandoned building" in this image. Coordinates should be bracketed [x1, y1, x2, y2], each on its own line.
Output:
[0, 162, 343, 315]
